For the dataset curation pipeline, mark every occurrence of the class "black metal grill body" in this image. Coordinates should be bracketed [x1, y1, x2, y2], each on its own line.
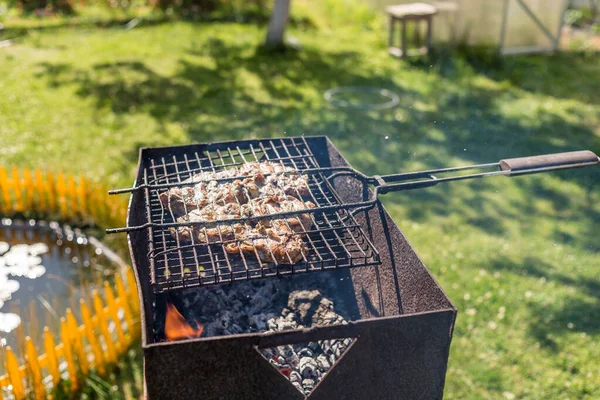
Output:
[127, 136, 457, 399]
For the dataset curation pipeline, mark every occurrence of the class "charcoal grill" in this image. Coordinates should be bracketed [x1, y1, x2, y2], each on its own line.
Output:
[109, 136, 598, 400]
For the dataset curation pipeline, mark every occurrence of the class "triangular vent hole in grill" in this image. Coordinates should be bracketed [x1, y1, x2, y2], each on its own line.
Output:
[258, 337, 357, 397]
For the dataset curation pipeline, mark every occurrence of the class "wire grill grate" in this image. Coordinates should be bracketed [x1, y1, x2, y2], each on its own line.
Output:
[139, 137, 379, 292]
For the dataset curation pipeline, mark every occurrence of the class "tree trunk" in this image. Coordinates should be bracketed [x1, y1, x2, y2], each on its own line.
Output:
[265, 0, 291, 49]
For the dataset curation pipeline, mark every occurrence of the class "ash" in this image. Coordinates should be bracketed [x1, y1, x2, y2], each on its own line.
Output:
[172, 271, 358, 396]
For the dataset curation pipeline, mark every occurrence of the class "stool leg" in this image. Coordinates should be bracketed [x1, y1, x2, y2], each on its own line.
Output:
[426, 16, 433, 55]
[414, 20, 421, 49]
[389, 16, 395, 48]
[401, 19, 407, 58]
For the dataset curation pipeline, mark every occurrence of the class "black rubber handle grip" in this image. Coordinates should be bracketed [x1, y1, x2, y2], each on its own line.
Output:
[499, 150, 599, 174]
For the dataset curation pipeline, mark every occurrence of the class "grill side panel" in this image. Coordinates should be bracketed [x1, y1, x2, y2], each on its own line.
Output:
[318, 136, 455, 316]
[310, 311, 455, 400]
[144, 336, 305, 400]
[127, 148, 155, 346]
[143, 310, 455, 400]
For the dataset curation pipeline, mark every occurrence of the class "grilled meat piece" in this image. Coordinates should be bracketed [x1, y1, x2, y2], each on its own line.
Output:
[160, 162, 315, 265]
[170, 196, 315, 250]
[224, 225, 308, 264]
[158, 162, 310, 213]
[253, 196, 315, 232]
[170, 203, 251, 243]
[161, 186, 197, 216]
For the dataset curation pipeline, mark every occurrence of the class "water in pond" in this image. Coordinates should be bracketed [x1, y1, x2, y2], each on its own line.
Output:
[0, 219, 121, 368]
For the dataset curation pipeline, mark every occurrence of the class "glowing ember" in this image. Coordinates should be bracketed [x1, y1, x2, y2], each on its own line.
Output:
[164, 303, 203, 341]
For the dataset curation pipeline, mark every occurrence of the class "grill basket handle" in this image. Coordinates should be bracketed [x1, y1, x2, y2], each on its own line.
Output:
[499, 150, 600, 176]
[361, 149, 599, 205]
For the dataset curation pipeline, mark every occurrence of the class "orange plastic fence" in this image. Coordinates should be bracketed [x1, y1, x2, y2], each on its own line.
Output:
[0, 166, 139, 399]
[0, 166, 127, 228]
[0, 269, 140, 399]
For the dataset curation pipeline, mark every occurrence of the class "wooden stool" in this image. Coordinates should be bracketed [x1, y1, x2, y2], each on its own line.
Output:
[386, 2, 437, 58]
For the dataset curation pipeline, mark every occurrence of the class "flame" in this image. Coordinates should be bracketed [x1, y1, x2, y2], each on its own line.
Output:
[164, 302, 204, 341]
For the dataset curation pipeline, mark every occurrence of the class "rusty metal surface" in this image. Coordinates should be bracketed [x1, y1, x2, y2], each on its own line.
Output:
[127, 136, 456, 400]
[310, 311, 455, 400]
[144, 310, 454, 400]
[145, 335, 305, 400]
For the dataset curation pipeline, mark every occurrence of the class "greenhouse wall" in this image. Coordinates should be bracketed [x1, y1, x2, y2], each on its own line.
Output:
[370, 0, 567, 51]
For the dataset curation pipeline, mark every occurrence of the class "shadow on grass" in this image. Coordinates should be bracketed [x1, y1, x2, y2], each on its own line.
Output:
[1, 16, 172, 38]
[35, 37, 600, 237]
[490, 255, 600, 349]
[411, 48, 600, 105]
[1, 10, 315, 39]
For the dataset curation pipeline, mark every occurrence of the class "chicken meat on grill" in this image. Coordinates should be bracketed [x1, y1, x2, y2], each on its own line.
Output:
[160, 162, 315, 264]
[158, 161, 310, 214]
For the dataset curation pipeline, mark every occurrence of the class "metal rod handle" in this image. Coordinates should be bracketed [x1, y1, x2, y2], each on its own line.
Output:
[371, 150, 599, 196]
[499, 150, 599, 176]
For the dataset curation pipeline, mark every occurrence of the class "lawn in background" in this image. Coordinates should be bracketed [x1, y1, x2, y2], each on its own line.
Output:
[1, 1, 599, 398]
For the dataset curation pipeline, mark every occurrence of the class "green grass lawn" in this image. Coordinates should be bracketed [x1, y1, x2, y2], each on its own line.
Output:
[1, 1, 599, 398]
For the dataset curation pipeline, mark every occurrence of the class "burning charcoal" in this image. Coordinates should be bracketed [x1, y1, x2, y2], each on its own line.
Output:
[329, 354, 337, 365]
[201, 322, 218, 337]
[298, 348, 313, 358]
[228, 323, 244, 334]
[257, 279, 276, 299]
[316, 354, 331, 370]
[302, 378, 315, 393]
[287, 289, 323, 325]
[284, 312, 296, 321]
[279, 321, 302, 331]
[165, 269, 358, 388]
[249, 314, 268, 331]
[261, 347, 276, 358]
[270, 316, 298, 331]
[299, 357, 320, 379]
[266, 312, 278, 321]
[314, 310, 339, 326]
[216, 311, 235, 331]
[269, 354, 289, 370]
[320, 297, 333, 309]
[289, 371, 302, 384]
[331, 341, 340, 352]
[277, 344, 298, 362]
[248, 294, 271, 315]
[267, 318, 278, 330]
[231, 299, 243, 311]
[281, 307, 292, 317]
[334, 347, 343, 359]
[182, 291, 201, 308]
[235, 282, 255, 300]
